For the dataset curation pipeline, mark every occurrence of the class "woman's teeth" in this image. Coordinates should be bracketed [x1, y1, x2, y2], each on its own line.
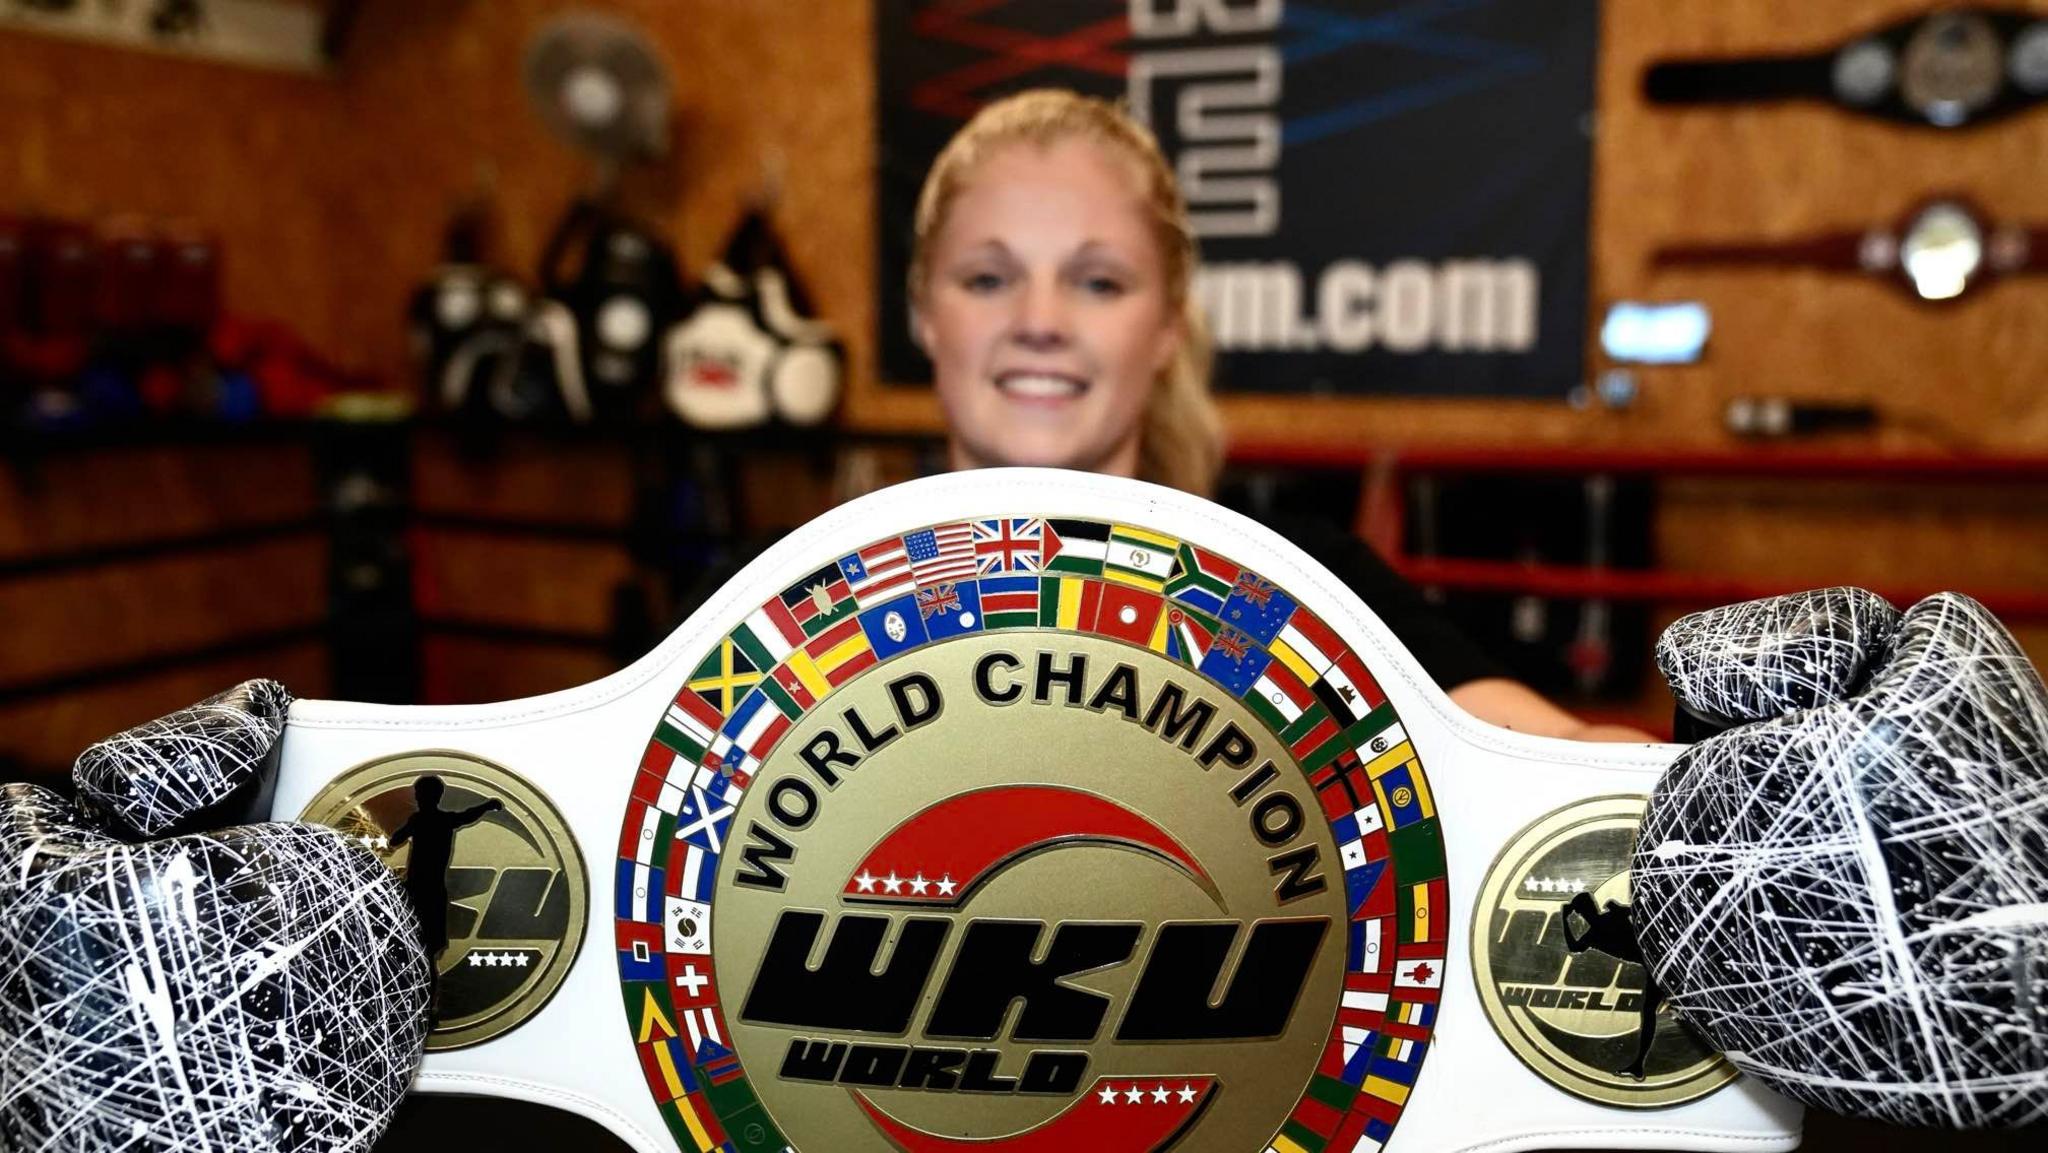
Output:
[998, 374, 1085, 399]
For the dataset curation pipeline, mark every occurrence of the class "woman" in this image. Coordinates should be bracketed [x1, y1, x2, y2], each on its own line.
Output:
[908, 88, 1645, 741]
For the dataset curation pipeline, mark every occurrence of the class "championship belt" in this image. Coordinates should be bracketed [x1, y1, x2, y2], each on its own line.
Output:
[1653, 196, 2048, 302]
[263, 470, 1818, 1153]
[1644, 8, 2048, 129]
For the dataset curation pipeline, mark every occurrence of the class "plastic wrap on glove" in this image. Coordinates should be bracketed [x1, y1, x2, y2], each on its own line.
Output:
[1635, 590, 2048, 1127]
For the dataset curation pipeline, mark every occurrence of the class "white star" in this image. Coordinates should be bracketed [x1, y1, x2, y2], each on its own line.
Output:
[1177, 1084, 1197, 1103]
[909, 873, 930, 895]
[883, 872, 903, 894]
[855, 870, 878, 893]
[936, 875, 957, 897]
[514, 953, 530, 967]
[1124, 1086, 1143, 1105]
[1151, 1085, 1169, 1104]
[1098, 1085, 1118, 1105]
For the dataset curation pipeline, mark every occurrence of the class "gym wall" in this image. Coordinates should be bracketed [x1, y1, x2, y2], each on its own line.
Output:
[1, 0, 2042, 769]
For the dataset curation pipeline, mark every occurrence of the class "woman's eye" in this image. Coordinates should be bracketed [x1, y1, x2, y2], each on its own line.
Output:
[1083, 276, 1127, 297]
[962, 271, 1007, 293]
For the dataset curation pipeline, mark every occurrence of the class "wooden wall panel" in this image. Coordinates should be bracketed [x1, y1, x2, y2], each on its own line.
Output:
[2, 3, 2043, 734]
[413, 530, 630, 634]
[0, 439, 325, 771]
[0, 640, 327, 777]
[0, 535, 325, 688]
[0, 444, 317, 561]
[1657, 476, 2048, 687]
[421, 636, 614, 706]
[1659, 479, 2048, 589]
[412, 436, 635, 525]
[4, 2, 2044, 448]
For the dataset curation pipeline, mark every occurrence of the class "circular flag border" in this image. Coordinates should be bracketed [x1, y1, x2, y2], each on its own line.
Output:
[612, 514, 1450, 1152]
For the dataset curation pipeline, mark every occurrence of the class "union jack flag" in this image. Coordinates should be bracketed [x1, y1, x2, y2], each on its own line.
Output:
[1233, 571, 1278, 607]
[1214, 628, 1251, 662]
[973, 517, 1046, 573]
[916, 583, 962, 620]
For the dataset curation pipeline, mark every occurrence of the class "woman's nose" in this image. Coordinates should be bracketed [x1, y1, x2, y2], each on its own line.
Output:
[1010, 280, 1070, 348]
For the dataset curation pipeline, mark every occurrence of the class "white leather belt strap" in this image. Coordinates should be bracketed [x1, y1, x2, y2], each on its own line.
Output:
[272, 468, 1802, 1153]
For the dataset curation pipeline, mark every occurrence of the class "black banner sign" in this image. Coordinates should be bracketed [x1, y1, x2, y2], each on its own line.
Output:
[875, 1, 1597, 397]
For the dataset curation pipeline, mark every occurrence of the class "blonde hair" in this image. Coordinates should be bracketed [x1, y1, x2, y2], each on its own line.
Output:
[909, 89, 1225, 497]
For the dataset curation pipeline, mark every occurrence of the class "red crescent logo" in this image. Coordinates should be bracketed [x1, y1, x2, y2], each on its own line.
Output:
[840, 785, 1215, 907]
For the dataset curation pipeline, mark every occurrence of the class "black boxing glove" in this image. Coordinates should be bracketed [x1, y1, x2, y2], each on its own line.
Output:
[1633, 589, 2047, 1127]
[0, 681, 432, 1151]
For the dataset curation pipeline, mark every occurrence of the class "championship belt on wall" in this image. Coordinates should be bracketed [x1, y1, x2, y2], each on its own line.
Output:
[1644, 7, 2048, 129]
[1653, 196, 2048, 302]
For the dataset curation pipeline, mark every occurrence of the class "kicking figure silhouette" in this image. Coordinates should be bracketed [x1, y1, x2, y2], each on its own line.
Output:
[390, 775, 502, 1009]
[1561, 890, 1664, 1081]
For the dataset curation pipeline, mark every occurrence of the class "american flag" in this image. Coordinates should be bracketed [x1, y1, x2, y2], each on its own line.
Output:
[973, 517, 1046, 573]
[905, 523, 978, 585]
[839, 538, 913, 606]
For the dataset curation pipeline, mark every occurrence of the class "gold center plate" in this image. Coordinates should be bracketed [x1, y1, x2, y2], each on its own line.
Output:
[716, 633, 1348, 1151]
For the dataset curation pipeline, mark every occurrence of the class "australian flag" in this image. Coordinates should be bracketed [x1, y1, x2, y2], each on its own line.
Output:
[917, 581, 982, 641]
[1219, 571, 1298, 644]
[1199, 625, 1272, 696]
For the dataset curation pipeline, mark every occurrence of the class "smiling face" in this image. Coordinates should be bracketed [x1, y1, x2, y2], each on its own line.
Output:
[914, 137, 1182, 478]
